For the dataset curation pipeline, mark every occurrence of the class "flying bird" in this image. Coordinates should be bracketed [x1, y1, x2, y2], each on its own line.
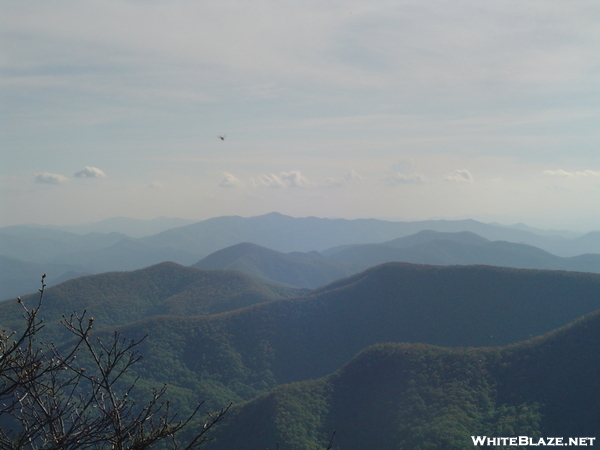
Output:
[218, 135, 225, 141]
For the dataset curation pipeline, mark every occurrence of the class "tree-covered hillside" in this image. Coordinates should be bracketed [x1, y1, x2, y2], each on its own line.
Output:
[205, 309, 600, 449]
[4, 262, 600, 448]
[65, 263, 600, 414]
[0, 262, 305, 342]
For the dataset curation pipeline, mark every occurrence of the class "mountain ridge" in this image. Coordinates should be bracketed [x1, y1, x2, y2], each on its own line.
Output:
[4, 260, 600, 447]
[77, 262, 600, 412]
[205, 306, 600, 449]
[193, 231, 600, 290]
[0, 261, 305, 342]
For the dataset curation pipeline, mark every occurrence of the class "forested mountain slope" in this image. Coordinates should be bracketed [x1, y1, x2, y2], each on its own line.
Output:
[4, 262, 600, 448]
[92, 263, 600, 412]
[205, 308, 600, 449]
[0, 262, 304, 341]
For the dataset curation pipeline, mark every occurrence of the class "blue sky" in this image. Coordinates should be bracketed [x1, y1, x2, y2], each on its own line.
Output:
[1, 1, 599, 230]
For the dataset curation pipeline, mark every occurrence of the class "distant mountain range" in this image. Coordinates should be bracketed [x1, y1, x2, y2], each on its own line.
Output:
[328, 230, 600, 272]
[191, 231, 600, 289]
[2, 212, 600, 299]
[2, 261, 600, 446]
[192, 242, 361, 288]
[139, 212, 599, 257]
[19, 216, 196, 238]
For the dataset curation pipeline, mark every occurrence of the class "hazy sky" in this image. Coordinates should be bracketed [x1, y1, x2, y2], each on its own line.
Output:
[2, 1, 599, 231]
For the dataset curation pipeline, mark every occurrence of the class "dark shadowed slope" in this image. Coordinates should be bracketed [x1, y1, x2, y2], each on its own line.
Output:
[192, 242, 360, 288]
[6, 261, 600, 446]
[101, 263, 600, 411]
[205, 309, 600, 450]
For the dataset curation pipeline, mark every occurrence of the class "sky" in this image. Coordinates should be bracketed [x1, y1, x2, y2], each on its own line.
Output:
[1, 0, 599, 231]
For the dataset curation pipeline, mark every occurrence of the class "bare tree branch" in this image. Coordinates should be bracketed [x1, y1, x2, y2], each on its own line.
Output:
[0, 275, 229, 450]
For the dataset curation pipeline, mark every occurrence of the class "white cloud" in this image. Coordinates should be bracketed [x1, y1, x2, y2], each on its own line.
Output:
[2, 2, 599, 231]
[322, 170, 363, 187]
[259, 174, 286, 188]
[543, 169, 600, 178]
[384, 173, 427, 185]
[74, 166, 107, 178]
[260, 170, 312, 188]
[220, 173, 245, 188]
[443, 169, 474, 183]
[280, 170, 312, 187]
[34, 172, 68, 184]
[149, 181, 167, 189]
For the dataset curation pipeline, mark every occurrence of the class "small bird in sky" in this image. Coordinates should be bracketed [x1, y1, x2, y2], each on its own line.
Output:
[218, 135, 225, 141]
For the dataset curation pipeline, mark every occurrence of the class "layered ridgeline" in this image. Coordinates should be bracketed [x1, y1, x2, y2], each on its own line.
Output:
[0, 227, 202, 299]
[55, 263, 600, 412]
[139, 212, 599, 257]
[0, 262, 305, 342]
[4, 213, 600, 299]
[205, 309, 600, 450]
[328, 230, 600, 273]
[193, 232, 600, 289]
[3, 262, 600, 447]
[192, 242, 362, 288]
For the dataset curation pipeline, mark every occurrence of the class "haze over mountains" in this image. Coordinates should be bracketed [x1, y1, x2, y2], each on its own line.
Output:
[193, 232, 600, 289]
[2, 212, 600, 447]
[0, 213, 600, 298]
[19, 216, 197, 238]
[2, 212, 600, 299]
[2, 262, 600, 447]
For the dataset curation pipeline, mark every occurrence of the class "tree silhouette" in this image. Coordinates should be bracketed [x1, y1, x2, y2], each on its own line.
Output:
[0, 275, 229, 450]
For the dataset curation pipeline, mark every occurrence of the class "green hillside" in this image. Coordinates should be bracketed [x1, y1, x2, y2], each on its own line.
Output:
[86, 263, 600, 412]
[0, 262, 304, 341]
[205, 309, 600, 449]
[5, 262, 600, 448]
